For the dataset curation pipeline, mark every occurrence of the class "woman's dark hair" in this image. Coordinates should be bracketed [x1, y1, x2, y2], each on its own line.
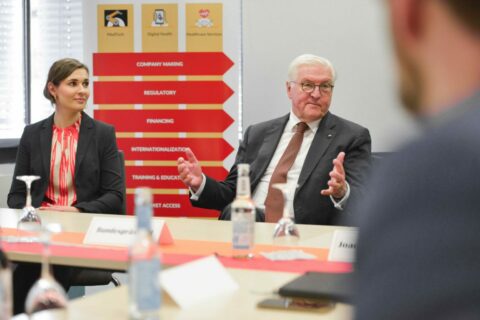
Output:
[43, 58, 89, 104]
[443, 0, 480, 35]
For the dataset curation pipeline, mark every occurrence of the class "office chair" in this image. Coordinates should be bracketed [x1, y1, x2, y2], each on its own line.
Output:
[69, 267, 121, 287]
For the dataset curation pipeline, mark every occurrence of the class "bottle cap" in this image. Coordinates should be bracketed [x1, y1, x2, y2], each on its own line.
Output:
[135, 187, 153, 206]
[135, 188, 153, 230]
[237, 163, 250, 175]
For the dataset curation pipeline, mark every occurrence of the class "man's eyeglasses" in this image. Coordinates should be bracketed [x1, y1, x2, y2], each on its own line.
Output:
[291, 81, 334, 94]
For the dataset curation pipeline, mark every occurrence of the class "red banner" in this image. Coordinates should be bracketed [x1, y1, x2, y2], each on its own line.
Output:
[125, 166, 228, 188]
[93, 52, 234, 76]
[94, 81, 234, 104]
[118, 138, 233, 161]
[126, 194, 220, 218]
[94, 109, 233, 132]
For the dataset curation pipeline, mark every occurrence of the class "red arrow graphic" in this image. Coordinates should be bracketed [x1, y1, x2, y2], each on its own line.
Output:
[125, 166, 229, 189]
[93, 52, 234, 76]
[94, 109, 234, 132]
[118, 138, 234, 161]
[94, 81, 234, 104]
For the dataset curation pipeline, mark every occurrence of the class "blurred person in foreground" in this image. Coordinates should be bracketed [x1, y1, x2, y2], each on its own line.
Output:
[8, 58, 123, 314]
[178, 54, 371, 225]
[354, 1, 480, 319]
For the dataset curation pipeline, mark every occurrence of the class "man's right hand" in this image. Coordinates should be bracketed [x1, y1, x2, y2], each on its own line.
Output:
[177, 148, 203, 192]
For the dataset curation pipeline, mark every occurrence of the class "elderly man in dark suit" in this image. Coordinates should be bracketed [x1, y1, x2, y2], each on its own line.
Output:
[178, 54, 371, 225]
[354, 1, 480, 319]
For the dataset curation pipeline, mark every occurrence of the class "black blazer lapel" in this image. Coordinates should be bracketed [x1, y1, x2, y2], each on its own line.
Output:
[75, 112, 95, 177]
[40, 115, 54, 180]
[250, 115, 289, 189]
[297, 112, 336, 189]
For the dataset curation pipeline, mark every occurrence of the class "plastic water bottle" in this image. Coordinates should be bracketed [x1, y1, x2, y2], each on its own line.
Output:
[129, 188, 161, 320]
[231, 164, 256, 258]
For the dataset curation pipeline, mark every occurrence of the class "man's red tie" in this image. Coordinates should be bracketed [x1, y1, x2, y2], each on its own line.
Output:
[264, 122, 309, 222]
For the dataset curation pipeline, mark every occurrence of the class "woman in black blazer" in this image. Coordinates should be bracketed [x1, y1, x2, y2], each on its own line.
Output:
[8, 59, 123, 213]
[7, 58, 123, 314]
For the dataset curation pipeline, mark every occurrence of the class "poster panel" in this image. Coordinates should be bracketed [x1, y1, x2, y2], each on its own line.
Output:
[83, 0, 240, 217]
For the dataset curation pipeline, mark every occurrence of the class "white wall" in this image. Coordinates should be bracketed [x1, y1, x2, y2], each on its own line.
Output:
[242, 0, 418, 152]
[0, 164, 14, 176]
[0, 169, 13, 207]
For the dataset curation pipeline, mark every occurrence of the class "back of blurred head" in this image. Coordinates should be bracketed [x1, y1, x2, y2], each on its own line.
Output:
[388, 0, 480, 115]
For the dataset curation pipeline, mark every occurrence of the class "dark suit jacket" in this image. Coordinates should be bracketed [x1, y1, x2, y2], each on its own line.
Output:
[8, 112, 123, 214]
[354, 90, 480, 320]
[193, 112, 371, 225]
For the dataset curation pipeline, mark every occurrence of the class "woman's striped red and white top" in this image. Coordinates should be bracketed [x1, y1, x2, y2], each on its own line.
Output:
[42, 116, 81, 207]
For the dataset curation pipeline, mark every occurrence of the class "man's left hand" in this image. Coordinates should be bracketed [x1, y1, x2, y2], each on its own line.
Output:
[321, 151, 347, 199]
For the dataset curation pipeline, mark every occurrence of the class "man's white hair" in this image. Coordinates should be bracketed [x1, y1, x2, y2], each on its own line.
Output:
[287, 54, 336, 83]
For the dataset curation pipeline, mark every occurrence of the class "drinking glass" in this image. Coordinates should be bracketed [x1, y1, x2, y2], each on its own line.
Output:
[25, 223, 68, 315]
[16, 175, 42, 231]
[272, 183, 300, 245]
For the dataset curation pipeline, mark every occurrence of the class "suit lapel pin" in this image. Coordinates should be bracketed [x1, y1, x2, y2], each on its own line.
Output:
[327, 133, 333, 139]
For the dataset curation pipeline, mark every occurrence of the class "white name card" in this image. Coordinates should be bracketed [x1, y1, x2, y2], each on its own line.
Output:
[327, 229, 358, 263]
[160, 255, 238, 309]
[83, 216, 173, 247]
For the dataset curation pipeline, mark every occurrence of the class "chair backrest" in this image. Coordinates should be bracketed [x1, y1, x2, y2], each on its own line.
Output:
[118, 150, 127, 215]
